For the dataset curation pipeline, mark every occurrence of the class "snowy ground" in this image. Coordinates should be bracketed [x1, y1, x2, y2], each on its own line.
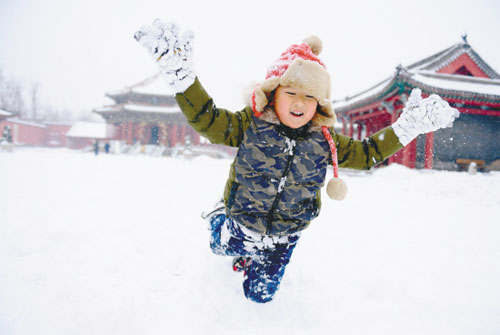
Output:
[1, 148, 499, 335]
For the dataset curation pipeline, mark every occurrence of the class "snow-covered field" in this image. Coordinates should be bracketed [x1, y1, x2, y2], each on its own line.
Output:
[1, 148, 499, 335]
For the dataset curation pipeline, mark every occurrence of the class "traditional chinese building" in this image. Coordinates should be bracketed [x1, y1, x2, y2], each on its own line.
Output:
[94, 74, 200, 148]
[333, 37, 500, 171]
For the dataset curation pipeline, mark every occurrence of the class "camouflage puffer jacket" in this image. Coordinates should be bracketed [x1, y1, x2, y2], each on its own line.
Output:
[176, 78, 403, 236]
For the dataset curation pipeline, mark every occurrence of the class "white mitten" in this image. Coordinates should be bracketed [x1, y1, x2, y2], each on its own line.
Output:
[134, 19, 195, 93]
[392, 88, 460, 146]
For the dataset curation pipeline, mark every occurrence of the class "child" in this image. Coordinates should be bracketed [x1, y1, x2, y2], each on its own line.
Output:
[135, 20, 459, 303]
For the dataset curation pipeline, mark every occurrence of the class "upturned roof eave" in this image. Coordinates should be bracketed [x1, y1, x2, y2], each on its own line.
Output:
[334, 41, 500, 114]
[406, 43, 461, 71]
[466, 48, 500, 79]
[404, 74, 500, 103]
[105, 90, 173, 101]
[105, 73, 176, 100]
[334, 72, 500, 114]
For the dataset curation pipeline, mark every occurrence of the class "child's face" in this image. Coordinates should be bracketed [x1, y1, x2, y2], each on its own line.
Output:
[274, 86, 318, 129]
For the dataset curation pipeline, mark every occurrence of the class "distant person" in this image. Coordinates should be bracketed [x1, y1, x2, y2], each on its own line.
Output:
[94, 140, 99, 156]
[135, 20, 460, 303]
[104, 142, 110, 154]
[2, 126, 12, 143]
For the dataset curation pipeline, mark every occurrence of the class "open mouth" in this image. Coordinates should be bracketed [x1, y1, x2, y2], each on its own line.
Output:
[290, 111, 304, 117]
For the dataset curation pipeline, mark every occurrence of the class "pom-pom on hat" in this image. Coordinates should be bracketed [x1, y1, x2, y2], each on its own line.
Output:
[251, 36, 336, 127]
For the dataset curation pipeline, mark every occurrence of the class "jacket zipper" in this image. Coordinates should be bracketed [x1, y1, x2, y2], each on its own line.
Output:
[265, 136, 296, 235]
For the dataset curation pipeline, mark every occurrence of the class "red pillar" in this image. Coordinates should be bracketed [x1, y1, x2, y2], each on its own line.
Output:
[127, 121, 133, 145]
[169, 124, 178, 147]
[180, 125, 186, 144]
[409, 139, 417, 169]
[388, 110, 400, 165]
[116, 123, 122, 141]
[401, 139, 417, 169]
[357, 123, 362, 140]
[191, 128, 200, 145]
[348, 118, 354, 137]
[340, 116, 347, 135]
[424, 132, 434, 169]
[402, 146, 410, 168]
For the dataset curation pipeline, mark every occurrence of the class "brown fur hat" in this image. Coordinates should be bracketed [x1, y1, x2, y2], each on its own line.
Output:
[251, 36, 336, 127]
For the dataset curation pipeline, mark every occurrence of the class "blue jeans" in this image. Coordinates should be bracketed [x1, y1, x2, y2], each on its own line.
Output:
[206, 209, 300, 303]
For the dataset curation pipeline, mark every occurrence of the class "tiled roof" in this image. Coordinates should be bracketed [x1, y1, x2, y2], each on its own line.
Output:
[106, 73, 174, 97]
[333, 41, 500, 113]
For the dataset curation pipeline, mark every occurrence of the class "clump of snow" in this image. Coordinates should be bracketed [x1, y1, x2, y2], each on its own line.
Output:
[392, 88, 460, 146]
[136, 20, 195, 93]
[1, 148, 499, 334]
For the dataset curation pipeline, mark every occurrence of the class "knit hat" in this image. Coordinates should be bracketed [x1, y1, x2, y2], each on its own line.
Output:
[251, 36, 336, 127]
[252, 36, 347, 200]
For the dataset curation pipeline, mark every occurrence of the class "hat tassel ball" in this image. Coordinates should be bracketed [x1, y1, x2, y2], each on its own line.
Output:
[322, 126, 347, 200]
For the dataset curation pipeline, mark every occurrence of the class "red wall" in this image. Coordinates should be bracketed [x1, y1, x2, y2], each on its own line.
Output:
[438, 53, 489, 78]
[1, 120, 47, 146]
[46, 124, 72, 147]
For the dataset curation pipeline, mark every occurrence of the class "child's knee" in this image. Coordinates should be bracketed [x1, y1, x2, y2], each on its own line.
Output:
[208, 214, 226, 255]
[242, 264, 282, 303]
[243, 278, 276, 303]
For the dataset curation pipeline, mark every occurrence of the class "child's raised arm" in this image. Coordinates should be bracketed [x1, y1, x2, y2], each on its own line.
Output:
[135, 19, 252, 147]
[331, 88, 459, 170]
[332, 127, 403, 170]
[175, 79, 253, 147]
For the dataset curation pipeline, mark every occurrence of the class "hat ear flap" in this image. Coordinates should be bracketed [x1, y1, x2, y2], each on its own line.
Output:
[312, 104, 336, 127]
[252, 78, 280, 117]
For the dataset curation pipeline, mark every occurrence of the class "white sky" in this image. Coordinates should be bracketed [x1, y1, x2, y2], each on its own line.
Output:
[1, 0, 499, 118]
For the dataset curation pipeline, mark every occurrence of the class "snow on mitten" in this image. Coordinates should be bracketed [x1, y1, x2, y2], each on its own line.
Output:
[134, 19, 195, 93]
[392, 88, 460, 146]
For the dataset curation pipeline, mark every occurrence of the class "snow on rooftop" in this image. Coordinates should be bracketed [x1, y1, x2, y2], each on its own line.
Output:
[123, 104, 180, 114]
[131, 76, 173, 96]
[94, 104, 180, 114]
[43, 121, 73, 126]
[0, 109, 13, 117]
[411, 71, 500, 96]
[6, 118, 47, 128]
[107, 74, 174, 97]
[332, 70, 500, 110]
[94, 106, 119, 113]
[333, 42, 500, 110]
[407, 44, 462, 72]
[66, 121, 110, 139]
[332, 76, 394, 109]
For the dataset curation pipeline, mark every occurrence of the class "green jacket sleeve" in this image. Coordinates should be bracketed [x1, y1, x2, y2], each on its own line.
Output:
[175, 77, 253, 147]
[332, 126, 404, 170]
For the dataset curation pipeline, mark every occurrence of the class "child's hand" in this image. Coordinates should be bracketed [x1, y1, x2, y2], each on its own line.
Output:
[392, 88, 460, 146]
[134, 19, 195, 93]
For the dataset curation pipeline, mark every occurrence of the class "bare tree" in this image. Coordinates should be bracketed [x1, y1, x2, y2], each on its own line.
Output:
[0, 68, 7, 110]
[0, 65, 79, 122]
[30, 82, 40, 120]
[0, 68, 26, 117]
